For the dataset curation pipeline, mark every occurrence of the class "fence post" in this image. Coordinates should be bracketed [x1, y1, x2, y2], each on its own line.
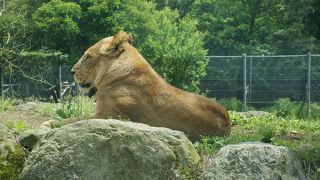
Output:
[0, 67, 3, 98]
[59, 64, 62, 99]
[243, 53, 247, 111]
[307, 52, 311, 118]
[249, 40, 253, 104]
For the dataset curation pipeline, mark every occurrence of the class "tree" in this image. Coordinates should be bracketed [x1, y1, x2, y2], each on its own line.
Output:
[111, 1, 208, 92]
[189, 0, 316, 55]
[32, 0, 81, 53]
[0, 0, 31, 83]
[154, 0, 195, 17]
[63, 0, 208, 92]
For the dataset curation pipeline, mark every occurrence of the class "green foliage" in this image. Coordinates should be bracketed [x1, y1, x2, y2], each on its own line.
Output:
[6, 121, 26, 133]
[112, 2, 208, 92]
[270, 98, 320, 120]
[273, 98, 299, 118]
[0, 98, 16, 112]
[52, 95, 95, 122]
[218, 97, 246, 112]
[189, 0, 316, 55]
[195, 136, 228, 155]
[32, 0, 81, 52]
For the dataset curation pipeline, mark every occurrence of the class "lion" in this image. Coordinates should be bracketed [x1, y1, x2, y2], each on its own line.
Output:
[71, 31, 230, 141]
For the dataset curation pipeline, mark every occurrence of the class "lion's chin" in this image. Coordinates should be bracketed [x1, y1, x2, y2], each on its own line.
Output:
[77, 84, 97, 98]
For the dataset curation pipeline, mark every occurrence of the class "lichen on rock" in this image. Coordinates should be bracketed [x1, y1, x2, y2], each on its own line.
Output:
[0, 123, 27, 180]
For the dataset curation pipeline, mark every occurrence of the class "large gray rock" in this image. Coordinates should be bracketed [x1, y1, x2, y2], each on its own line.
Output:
[18, 128, 51, 151]
[20, 119, 200, 180]
[202, 142, 307, 180]
[0, 123, 26, 179]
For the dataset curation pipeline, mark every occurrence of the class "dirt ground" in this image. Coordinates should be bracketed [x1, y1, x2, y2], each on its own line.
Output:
[0, 102, 55, 129]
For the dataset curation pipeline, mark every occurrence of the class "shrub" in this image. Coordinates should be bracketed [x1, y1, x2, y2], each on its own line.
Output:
[271, 98, 320, 119]
[217, 97, 246, 112]
[273, 98, 299, 118]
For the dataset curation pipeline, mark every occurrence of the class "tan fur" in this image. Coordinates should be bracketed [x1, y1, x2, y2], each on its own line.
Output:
[72, 31, 231, 141]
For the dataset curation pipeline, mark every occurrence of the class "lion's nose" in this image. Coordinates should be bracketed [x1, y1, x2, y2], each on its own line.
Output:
[71, 70, 75, 76]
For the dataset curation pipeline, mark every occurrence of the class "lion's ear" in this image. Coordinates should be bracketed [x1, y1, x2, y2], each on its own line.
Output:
[107, 31, 132, 54]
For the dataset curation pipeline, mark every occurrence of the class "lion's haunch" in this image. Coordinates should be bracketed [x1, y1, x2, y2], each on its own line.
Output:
[72, 31, 231, 141]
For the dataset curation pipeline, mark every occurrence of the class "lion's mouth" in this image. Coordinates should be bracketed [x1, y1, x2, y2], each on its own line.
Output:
[79, 82, 91, 88]
[87, 87, 97, 98]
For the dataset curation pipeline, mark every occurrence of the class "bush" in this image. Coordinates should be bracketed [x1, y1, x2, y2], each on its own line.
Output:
[273, 98, 299, 118]
[271, 98, 320, 119]
[217, 97, 246, 112]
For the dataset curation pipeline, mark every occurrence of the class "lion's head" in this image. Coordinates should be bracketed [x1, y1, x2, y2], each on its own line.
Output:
[71, 31, 133, 94]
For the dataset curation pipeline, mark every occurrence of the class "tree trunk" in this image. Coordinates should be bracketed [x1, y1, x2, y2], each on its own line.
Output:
[249, 0, 262, 39]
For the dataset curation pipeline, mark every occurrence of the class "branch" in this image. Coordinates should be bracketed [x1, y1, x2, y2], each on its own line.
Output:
[2, 50, 56, 89]
[0, 0, 6, 17]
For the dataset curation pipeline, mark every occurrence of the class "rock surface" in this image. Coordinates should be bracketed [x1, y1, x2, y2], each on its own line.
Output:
[14, 102, 37, 111]
[20, 119, 200, 180]
[202, 142, 307, 180]
[18, 128, 51, 151]
[0, 123, 26, 179]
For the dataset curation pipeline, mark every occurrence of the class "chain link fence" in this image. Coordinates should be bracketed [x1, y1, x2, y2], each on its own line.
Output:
[0, 51, 76, 101]
[201, 54, 320, 114]
[1, 52, 320, 115]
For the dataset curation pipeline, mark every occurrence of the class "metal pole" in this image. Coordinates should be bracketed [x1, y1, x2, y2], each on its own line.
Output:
[249, 40, 253, 105]
[243, 53, 247, 111]
[59, 64, 62, 99]
[0, 67, 3, 98]
[307, 52, 311, 118]
[0, 67, 3, 111]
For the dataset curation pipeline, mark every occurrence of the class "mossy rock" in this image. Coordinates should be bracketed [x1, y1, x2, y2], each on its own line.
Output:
[20, 119, 200, 180]
[0, 124, 27, 180]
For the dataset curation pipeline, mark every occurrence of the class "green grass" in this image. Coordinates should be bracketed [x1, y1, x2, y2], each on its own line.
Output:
[0, 97, 19, 112]
[50, 95, 95, 122]
[196, 111, 320, 179]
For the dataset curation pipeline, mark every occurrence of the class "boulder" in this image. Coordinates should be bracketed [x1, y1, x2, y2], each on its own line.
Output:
[14, 102, 37, 111]
[0, 123, 27, 179]
[18, 128, 51, 151]
[202, 142, 307, 180]
[20, 119, 200, 180]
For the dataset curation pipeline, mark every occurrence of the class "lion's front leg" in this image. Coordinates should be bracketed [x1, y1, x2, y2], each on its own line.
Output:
[95, 96, 116, 119]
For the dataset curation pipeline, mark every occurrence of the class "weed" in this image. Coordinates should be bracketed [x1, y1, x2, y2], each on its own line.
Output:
[5, 121, 26, 133]
[52, 95, 95, 122]
[0, 97, 17, 112]
[195, 136, 229, 155]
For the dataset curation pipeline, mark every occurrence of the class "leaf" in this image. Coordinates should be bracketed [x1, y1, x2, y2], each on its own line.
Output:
[55, 108, 69, 119]
[51, 115, 62, 122]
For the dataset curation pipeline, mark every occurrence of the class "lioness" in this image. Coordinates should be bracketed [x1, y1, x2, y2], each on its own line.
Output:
[72, 31, 230, 141]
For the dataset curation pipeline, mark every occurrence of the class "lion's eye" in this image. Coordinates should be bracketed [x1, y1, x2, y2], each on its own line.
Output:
[82, 54, 90, 63]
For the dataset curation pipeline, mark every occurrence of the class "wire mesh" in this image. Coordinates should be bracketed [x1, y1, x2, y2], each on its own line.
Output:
[201, 54, 320, 107]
